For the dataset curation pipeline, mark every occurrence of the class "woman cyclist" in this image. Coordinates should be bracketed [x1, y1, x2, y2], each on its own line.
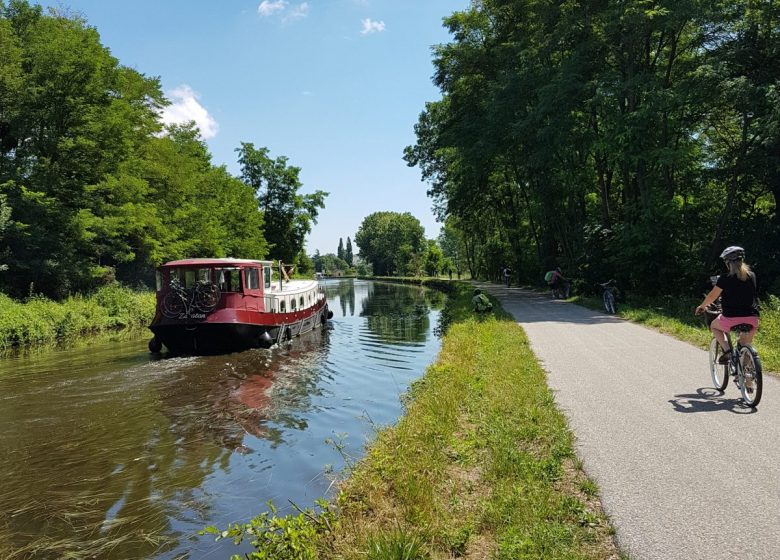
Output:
[694, 246, 759, 364]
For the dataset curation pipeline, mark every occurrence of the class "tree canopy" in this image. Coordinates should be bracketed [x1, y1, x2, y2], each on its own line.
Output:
[354, 211, 426, 276]
[0, 2, 324, 297]
[406, 0, 780, 295]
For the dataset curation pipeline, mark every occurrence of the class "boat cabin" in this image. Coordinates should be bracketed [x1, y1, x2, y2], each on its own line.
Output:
[154, 258, 323, 317]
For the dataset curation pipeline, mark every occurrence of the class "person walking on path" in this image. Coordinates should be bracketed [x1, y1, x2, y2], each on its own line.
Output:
[502, 266, 512, 287]
[694, 245, 759, 364]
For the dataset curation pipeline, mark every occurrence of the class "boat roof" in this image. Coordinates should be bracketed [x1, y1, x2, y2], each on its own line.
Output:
[161, 258, 273, 267]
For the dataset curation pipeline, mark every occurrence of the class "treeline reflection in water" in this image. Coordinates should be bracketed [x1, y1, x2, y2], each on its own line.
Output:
[0, 279, 443, 559]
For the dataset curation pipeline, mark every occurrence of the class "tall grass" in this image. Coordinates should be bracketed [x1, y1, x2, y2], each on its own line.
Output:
[0, 285, 156, 350]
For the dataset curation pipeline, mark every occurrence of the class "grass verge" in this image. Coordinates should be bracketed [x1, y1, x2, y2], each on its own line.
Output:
[574, 292, 780, 374]
[0, 284, 156, 351]
[210, 282, 622, 559]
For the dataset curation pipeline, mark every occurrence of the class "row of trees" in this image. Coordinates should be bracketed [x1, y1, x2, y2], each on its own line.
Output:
[0, 1, 325, 297]
[406, 0, 780, 295]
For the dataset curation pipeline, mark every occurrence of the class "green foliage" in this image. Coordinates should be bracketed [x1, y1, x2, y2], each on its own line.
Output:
[366, 530, 428, 560]
[406, 0, 780, 295]
[201, 499, 334, 560]
[0, 3, 328, 298]
[237, 142, 327, 264]
[0, 285, 154, 349]
[314, 252, 350, 275]
[345, 236, 354, 266]
[354, 212, 426, 276]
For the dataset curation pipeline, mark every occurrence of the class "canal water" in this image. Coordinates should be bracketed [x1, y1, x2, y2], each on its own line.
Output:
[0, 279, 445, 559]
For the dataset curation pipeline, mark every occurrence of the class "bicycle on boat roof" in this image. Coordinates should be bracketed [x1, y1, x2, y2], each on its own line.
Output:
[702, 300, 763, 408]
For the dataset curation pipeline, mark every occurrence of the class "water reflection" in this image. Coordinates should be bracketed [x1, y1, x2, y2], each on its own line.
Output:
[0, 280, 442, 559]
[358, 282, 445, 344]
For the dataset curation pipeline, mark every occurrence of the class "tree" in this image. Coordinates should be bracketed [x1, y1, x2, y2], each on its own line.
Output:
[424, 239, 445, 277]
[406, 0, 780, 294]
[354, 212, 426, 276]
[318, 253, 348, 275]
[0, 1, 166, 295]
[337, 237, 344, 261]
[236, 142, 328, 264]
[345, 236, 354, 266]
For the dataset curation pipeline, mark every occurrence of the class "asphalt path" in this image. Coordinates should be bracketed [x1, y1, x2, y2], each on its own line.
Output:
[477, 283, 780, 560]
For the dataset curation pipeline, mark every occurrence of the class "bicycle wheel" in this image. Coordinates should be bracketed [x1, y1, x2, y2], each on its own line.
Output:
[737, 346, 762, 407]
[603, 291, 616, 314]
[163, 291, 186, 318]
[194, 282, 220, 312]
[709, 338, 728, 391]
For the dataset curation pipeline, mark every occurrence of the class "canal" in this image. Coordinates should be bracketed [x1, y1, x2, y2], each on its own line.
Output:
[0, 279, 445, 559]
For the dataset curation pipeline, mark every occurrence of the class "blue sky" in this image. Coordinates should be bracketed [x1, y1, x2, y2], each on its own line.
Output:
[36, 0, 468, 256]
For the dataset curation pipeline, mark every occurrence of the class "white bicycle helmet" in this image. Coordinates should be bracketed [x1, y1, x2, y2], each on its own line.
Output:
[720, 245, 745, 261]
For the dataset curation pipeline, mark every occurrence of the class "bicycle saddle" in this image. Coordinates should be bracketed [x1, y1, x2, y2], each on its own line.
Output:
[731, 323, 754, 333]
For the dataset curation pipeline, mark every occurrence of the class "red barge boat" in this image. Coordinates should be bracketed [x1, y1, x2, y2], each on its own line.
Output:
[148, 258, 331, 354]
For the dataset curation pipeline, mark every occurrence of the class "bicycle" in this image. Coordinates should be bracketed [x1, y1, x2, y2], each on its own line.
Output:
[704, 304, 763, 408]
[598, 280, 618, 314]
[163, 277, 221, 319]
[550, 280, 570, 299]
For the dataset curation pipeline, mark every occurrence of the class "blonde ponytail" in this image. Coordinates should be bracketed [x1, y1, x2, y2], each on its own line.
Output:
[728, 260, 752, 281]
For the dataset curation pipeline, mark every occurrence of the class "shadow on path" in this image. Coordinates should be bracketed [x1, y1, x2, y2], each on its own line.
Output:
[669, 388, 757, 414]
[475, 283, 624, 326]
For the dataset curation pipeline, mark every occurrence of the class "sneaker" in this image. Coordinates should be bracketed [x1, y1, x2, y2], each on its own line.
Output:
[718, 350, 732, 365]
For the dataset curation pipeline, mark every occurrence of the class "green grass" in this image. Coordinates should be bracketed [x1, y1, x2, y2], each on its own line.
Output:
[574, 292, 780, 374]
[0, 285, 156, 351]
[323, 283, 620, 559]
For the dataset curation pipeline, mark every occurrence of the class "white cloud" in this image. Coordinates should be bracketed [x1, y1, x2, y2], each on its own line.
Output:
[284, 2, 309, 21]
[161, 85, 219, 139]
[360, 18, 385, 35]
[258, 0, 287, 17]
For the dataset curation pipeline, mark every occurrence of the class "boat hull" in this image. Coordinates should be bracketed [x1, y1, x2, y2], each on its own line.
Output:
[150, 301, 330, 355]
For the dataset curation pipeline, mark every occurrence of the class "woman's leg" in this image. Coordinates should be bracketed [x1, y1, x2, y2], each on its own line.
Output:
[710, 319, 730, 352]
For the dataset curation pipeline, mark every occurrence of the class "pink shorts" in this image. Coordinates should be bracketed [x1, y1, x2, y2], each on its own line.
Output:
[712, 314, 759, 333]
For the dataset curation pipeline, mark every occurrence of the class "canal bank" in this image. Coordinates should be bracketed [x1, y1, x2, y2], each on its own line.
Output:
[213, 281, 621, 559]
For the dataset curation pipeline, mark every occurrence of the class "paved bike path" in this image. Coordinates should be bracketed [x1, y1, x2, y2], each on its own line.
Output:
[478, 284, 779, 560]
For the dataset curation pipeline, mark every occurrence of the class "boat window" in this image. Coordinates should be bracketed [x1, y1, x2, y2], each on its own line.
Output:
[299, 296, 305, 307]
[169, 268, 212, 288]
[280, 300, 286, 312]
[246, 268, 260, 290]
[291, 298, 297, 311]
[264, 266, 271, 289]
[155, 271, 163, 292]
[215, 268, 242, 292]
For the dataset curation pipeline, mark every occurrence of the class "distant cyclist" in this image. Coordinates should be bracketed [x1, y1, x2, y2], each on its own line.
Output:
[545, 267, 567, 295]
[502, 266, 512, 287]
[695, 246, 759, 364]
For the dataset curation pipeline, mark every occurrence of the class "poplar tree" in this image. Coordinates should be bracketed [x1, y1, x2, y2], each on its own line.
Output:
[345, 237, 353, 266]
